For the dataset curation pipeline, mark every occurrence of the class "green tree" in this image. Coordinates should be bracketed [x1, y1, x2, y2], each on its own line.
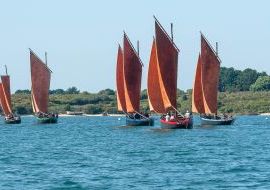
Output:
[98, 89, 115, 96]
[50, 89, 65, 94]
[66, 87, 80, 94]
[141, 89, 148, 100]
[15, 89, 31, 94]
[84, 104, 102, 114]
[250, 76, 270, 91]
[236, 68, 258, 91]
[219, 67, 240, 92]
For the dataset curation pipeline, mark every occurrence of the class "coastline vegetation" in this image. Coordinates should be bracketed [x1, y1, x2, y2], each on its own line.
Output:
[8, 67, 270, 115]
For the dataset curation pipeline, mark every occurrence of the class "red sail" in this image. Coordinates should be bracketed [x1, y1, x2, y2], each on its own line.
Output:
[192, 54, 205, 113]
[201, 34, 220, 114]
[147, 19, 179, 113]
[123, 33, 142, 113]
[0, 76, 12, 115]
[116, 45, 127, 112]
[30, 50, 52, 113]
[147, 39, 166, 113]
[0, 79, 12, 115]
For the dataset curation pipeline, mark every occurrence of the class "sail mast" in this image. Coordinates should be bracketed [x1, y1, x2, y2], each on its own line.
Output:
[215, 42, 218, 56]
[45, 52, 48, 65]
[137, 40, 140, 56]
[4, 65, 8, 75]
[171, 23, 174, 42]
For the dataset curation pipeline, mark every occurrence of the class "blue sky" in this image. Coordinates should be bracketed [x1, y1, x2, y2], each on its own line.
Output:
[0, 0, 269, 92]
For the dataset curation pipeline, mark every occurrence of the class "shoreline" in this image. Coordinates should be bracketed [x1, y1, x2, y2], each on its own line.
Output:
[17, 113, 270, 117]
[58, 114, 125, 117]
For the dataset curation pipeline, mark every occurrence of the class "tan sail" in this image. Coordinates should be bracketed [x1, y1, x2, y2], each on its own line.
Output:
[0, 75, 12, 115]
[201, 34, 220, 114]
[116, 45, 127, 112]
[123, 33, 142, 113]
[30, 50, 52, 113]
[192, 54, 205, 113]
[147, 19, 179, 113]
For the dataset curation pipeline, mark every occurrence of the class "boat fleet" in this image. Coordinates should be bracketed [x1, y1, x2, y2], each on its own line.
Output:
[116, 17, 234, 128]
[0, 16, 235, 127]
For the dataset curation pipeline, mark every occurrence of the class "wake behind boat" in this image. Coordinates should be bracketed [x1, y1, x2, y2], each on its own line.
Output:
[147, 17, 193, 129]
[192, 33, 235, 125]
[30, 49, 58, 124]
[0, 66, 21, 124]
[116, 33, 154, 126]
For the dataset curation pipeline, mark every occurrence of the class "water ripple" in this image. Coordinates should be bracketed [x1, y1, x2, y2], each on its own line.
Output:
[0, 115, 269, 189]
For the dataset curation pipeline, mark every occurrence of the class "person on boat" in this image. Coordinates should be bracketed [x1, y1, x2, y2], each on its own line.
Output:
[6, 114, 13, 119]
[170, 114, 175, 121]
[165, 113, 170, 121]
[134, 113, 140, 119]
[185, 110, 190, 118]
[144, 113, 149, 118]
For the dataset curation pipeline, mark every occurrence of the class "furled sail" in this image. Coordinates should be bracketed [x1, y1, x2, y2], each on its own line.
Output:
[147, 19, 179, 114]
[116, 45, 127, 112]
[200, 34, 220, 114]
[123, 33, 142, 113]
[30, 50, 52, 113]
[192, 54, 205, 113]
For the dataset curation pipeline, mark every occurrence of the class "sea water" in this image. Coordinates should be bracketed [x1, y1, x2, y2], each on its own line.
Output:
[0, 115, 269, 189]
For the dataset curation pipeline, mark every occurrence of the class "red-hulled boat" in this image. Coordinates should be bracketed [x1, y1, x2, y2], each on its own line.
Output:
[116, 33, 154, 126]
[147, 17, 193, 129]
[192, 33, 234, 125]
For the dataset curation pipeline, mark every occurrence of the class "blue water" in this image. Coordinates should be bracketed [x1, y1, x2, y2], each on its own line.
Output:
[0, 115, 270, 189]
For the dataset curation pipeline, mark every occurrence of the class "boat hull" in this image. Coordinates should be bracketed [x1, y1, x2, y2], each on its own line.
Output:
[160, 117, 193, 129]
[126, 117, 154, 126]
[36, 116, 58, 124]
[5, 117, 21, 124]
[200, 116, 235, 125]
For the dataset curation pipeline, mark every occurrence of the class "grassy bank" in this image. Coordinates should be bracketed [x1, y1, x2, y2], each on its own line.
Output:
[10, 90, 270, 115]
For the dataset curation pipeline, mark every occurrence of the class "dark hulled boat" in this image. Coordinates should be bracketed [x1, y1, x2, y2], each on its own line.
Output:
[192, 34, 234, 125]
[30, 49, 58, 124]
[147, 17, 193, 129]
[116, 33, 154, 126]
[0, 67, 21, 124]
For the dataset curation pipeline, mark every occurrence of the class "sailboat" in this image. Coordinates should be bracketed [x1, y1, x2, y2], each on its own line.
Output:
[192, 33, 234, 125]
[147, 17, 193, 129]
[0, 66, 21, 124]
[116, 32, 154, 126]
[30, 49, 58, 123]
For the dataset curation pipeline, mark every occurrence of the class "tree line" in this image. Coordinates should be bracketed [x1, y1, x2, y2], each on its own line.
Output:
[9, 67, 270, 115]
[219, 67, 270, 92]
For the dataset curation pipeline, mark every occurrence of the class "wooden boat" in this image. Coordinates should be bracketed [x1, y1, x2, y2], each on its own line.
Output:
[147, 17, 193, 129]
[30, 49, 58, 124]
[0, 66, 21, 124]
[116, 33, 154, 126]
[192, 33, 234, 125]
